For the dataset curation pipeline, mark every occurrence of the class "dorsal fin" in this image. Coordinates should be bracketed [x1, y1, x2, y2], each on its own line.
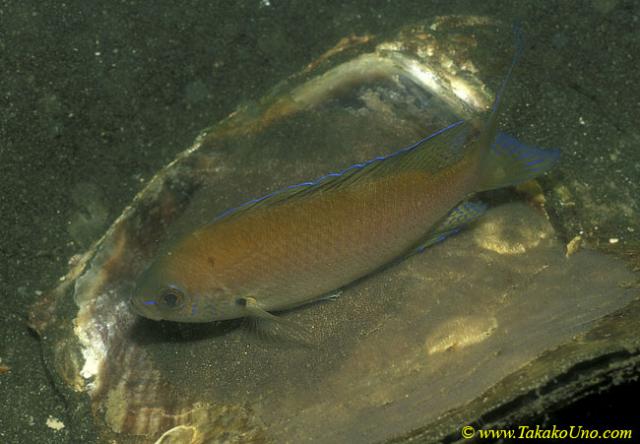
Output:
[214, 119, 470, 222]
[480, 24, 524, 146]
[492, 25, 524, 114]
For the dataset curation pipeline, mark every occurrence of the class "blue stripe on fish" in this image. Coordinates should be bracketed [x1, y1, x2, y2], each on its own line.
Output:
[214, 119, 466, 221]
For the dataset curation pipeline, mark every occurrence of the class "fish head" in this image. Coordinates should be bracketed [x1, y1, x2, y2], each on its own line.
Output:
[130, 251, 238, 323]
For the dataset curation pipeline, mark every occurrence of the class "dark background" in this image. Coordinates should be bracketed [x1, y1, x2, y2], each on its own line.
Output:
[1, 1, 638, 442]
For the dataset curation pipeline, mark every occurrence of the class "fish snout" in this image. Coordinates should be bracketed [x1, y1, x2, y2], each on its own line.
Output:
[129, 295, 162, 320]
[128, 295, 143, 315]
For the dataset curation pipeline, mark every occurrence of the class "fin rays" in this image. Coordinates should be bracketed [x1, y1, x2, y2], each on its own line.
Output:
[214, 119, 466, 222]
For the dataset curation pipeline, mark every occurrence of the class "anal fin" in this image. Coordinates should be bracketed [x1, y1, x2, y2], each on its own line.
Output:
[415, 201, 487, 253]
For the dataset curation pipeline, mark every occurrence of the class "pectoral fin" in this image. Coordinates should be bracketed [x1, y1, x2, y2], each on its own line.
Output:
[239, 297, 315, 345]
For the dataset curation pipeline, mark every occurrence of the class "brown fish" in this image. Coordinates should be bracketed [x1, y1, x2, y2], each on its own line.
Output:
[130, 38, 559, 334]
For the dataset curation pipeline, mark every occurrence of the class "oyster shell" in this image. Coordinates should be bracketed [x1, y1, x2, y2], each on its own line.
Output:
[29, 17, 639, 444]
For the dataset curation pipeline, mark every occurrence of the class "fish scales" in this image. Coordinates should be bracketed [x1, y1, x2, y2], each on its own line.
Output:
[130, 37, 560, 329]
[212, 154, 473, 306]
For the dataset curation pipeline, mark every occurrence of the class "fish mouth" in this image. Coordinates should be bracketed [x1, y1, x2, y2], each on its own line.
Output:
[128, 296, 163, 321]
[128, 296, 143, 316]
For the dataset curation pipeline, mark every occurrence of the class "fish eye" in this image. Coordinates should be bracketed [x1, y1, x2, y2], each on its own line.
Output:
[161, 288, 184, 309]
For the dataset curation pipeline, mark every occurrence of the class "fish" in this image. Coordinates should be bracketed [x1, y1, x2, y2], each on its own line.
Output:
[129, 32, 560, 336]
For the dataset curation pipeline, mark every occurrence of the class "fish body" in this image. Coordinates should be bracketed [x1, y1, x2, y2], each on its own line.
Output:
[130, 35, 560, 326]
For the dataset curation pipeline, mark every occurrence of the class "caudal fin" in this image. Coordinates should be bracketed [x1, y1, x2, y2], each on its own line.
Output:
[477, 132, 560, 192]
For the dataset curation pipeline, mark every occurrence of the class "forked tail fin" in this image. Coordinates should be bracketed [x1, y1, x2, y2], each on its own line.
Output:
[476, 25, 560, 191]
[477, 132, 560, 191]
